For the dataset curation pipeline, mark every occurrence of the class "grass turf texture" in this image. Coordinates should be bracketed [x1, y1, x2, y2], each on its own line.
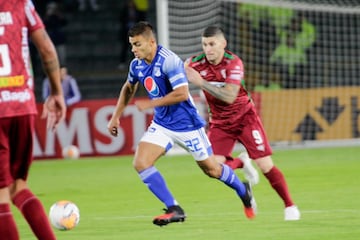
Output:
[14, 146, 360, 240]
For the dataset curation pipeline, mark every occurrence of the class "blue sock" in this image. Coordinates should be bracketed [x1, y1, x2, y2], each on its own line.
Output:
[219, 164, 246, 197]
[139, 166, 178, 208]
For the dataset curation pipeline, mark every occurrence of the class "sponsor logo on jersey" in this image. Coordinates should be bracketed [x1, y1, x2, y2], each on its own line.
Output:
[256, 144, 265, 151]
[0, 89, 31, 103]
[144, 77, 159, 96]
[0, 75, 25, 88]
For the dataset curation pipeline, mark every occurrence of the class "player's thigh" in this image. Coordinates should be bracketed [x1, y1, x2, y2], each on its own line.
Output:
[0, 118, 12, 189]
[0, 115, 34, 188]
[134, 122, 172, 171]
[239, 111, 272, 159]
[208, 125, 236, 158]
[11, 116, 34, 180]
[134, 142, 167, 171]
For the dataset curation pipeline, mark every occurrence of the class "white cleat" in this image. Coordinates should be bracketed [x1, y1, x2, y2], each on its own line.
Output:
[284, 205, 301, 221]
[239, 152, 259, 186]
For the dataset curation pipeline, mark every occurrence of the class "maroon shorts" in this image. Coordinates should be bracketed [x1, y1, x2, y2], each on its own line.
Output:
[0, 115, 34, 188]
[208, 107, 272, 160]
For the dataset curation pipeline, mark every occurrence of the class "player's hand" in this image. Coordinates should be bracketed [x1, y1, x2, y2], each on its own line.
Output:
[135, 99, 152, 111]
[107, 117, 120, 137]
[185, 66, 203, 87]
[41, 95, 66, 131]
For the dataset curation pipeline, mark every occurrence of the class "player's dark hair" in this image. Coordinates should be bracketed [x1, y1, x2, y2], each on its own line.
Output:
[202, 26, 225, 37]
[128, 21, 155, 38]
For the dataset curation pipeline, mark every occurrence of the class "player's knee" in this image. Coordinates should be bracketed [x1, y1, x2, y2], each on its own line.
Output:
[207, 169, 221, 178]
[197, 158, 222, 178]
[132, 159, 152, 172]
[255, 156, 274, 173]
[200, 165, 222, 178]
[132, 161, 142, 172]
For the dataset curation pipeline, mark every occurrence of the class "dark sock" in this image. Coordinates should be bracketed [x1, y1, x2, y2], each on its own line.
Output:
[12, 189, 56, 240]
[0, 203, 19, 240]
[264, 166, 294, 207]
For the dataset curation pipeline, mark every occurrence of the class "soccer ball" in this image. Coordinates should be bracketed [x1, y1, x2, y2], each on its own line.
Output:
[62, 145, 80, 159]
[49, 200, 80, 230]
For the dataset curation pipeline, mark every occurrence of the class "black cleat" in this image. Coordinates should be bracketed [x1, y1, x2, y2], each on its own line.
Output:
[242, 182, 257, 219]
[153, 205, 186, 226]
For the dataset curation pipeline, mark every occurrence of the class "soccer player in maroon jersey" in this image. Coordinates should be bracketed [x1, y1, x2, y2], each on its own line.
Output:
[185, 26, 300, 220]
[0, 1, 66, 239]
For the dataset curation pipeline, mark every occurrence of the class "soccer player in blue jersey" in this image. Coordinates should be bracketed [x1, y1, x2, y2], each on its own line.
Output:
[107, 21, 256, 226]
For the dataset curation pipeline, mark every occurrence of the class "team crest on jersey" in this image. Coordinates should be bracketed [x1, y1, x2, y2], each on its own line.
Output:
[144, 77, 159, 96]
[220, 69, 226, 79]
[154, 67, 161, 77]
[200, 70, 207, 76]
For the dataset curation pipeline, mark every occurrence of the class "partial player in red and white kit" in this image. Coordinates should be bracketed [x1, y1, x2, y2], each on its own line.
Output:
[0, 1, 66, 239]
[186, 26, 300, 221]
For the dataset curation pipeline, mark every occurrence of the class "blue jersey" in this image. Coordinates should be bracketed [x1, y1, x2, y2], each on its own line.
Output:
[128, 45, 205, 131]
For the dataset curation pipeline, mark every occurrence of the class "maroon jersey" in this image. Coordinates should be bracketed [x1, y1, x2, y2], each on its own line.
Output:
[188, 50, 252, 128]
[0, 0, 44, 118]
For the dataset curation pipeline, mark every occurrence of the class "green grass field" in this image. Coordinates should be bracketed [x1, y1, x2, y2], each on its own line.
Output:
[14, 146, 360, 240]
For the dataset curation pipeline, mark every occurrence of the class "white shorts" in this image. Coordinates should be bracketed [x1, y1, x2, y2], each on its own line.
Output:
[140, 121, 213, 161]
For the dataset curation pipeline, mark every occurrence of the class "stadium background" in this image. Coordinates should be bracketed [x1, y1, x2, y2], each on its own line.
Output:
[31, 0, 360, 159]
